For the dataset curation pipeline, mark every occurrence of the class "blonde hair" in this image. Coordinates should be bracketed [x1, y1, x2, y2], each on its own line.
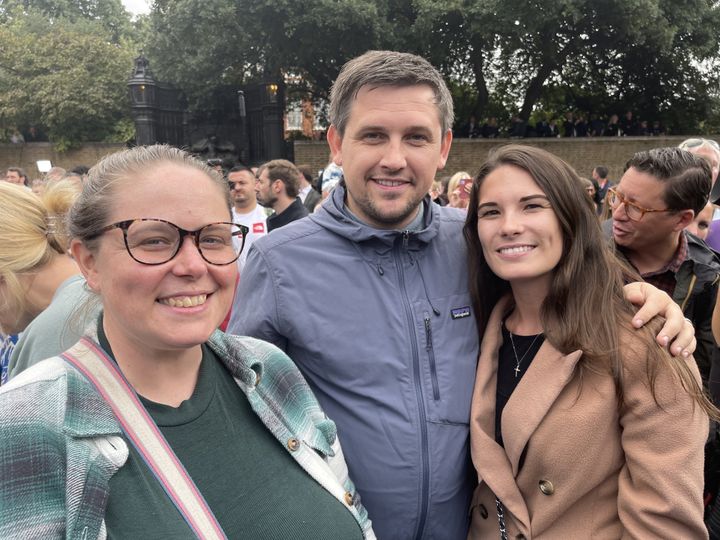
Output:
[447, 171, 471, 197]
[0, 180, 80, 322]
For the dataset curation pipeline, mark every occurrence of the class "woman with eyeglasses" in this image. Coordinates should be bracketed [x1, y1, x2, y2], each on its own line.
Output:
[465, 145, 714, 539]
[0, 146, 374, 539]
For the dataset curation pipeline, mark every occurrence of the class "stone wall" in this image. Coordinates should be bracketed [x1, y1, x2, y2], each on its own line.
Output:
[294, 136, 715, 182]
[0, 142, 126, 179]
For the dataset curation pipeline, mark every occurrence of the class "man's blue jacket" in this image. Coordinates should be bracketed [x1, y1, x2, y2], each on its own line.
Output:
[228, 183, 479, 539]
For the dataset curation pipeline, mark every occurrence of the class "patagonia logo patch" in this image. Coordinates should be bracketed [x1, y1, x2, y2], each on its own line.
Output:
[451, 306, 471, 320]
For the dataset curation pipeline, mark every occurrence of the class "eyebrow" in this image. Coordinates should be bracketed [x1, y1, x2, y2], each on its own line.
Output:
[477, 194, 549, 209]
[356, 125, 436, 135]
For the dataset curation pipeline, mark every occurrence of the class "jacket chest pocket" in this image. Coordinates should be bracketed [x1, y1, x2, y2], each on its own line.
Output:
[414, 294, 478, 425]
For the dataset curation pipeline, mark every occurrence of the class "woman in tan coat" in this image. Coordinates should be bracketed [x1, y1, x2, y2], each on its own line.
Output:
[463, 145, 715, 539]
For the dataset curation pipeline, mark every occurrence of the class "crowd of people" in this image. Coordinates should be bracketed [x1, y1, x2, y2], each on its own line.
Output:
[0, 49, 719, 539]
[457, 110, 668, 139]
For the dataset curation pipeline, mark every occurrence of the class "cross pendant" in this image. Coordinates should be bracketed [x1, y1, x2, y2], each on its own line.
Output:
[514, 366, 521, 378]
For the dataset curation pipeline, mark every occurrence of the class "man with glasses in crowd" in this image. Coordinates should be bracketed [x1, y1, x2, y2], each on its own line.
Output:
[609, 147, 720, 384]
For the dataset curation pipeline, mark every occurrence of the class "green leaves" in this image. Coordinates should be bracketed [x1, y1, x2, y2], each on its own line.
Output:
[0, 8, 136, 147]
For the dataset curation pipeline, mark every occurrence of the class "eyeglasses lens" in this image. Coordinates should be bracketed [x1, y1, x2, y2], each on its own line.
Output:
[125, 221, 243, 265]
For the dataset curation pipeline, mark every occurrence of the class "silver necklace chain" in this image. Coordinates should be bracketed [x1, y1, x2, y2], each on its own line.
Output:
[507, 330, 542, 378]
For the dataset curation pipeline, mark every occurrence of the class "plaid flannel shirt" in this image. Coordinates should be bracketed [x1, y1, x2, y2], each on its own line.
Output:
[0, 327, 374, 539]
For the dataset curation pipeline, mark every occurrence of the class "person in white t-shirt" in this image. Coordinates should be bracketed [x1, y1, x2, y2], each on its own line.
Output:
[228, 166, 269, 272]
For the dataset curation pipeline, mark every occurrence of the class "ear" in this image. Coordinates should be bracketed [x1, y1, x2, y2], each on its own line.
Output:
[673, 209, 696, 231]
[436, 129, 453, 171]
[327, 125, 343, 166]
[70, 239, 101, 292]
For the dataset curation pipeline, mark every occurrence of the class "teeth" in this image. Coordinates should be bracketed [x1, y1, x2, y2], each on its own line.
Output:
[158, 294, 207, 307]
[499, 246, 533, 255]
[375, 179, 405, 187]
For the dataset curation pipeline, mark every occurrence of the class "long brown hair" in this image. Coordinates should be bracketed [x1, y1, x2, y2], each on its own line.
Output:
[463, 144, 716, 416]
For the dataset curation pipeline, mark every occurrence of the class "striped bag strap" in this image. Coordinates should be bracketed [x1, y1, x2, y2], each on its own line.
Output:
[61, 337, 227, 540]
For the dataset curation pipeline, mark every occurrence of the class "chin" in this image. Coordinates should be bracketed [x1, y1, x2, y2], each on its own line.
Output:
[166, 324, 218, 348]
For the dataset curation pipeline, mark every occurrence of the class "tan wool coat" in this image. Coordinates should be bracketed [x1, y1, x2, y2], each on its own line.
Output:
[468, 297, 708, 539]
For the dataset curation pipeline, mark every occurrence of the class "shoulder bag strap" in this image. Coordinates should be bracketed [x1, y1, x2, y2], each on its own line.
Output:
[61, 337, 227, 540]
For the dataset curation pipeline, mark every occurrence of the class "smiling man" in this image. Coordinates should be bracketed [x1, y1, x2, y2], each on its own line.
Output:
[610, 147, 720, 381]
[229, 51, 474, 539]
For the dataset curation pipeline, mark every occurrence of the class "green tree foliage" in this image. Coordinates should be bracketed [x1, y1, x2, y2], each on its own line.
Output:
[0, 0, 133, 41]
[145, 0, 720, 133]
[147, 0, 387, 110]
[0, 9, 136, 148]
[411, 0, 720, 131]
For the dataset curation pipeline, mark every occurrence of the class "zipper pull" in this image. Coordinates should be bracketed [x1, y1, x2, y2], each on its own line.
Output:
[376, 262, 384, 275]
[424, 314, 433, 351]
[402, 230, 410, 250]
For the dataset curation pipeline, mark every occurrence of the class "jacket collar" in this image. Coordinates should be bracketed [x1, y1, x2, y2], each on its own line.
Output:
[206, 331, 336, 457]
[470, 295, 583, 529]
[310, 180, 441, 247]
[63, 364, 124, 438]
[63, 329, 335, 458]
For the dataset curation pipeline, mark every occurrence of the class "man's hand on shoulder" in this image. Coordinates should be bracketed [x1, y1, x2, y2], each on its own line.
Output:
[623, 281, 696, 357]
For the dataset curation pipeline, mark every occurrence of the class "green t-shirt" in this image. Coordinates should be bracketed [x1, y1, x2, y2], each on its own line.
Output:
[99, 325, 363, 539]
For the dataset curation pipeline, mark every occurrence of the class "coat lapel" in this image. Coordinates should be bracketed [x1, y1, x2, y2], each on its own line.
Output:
[470, 296, 583, 531]
[502, 343, 582, 475]
[470, 297, 530, 528]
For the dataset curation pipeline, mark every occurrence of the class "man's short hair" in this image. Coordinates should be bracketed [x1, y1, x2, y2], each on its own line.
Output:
[624, 147, 712, 215]
[257, 159, 301, 198]
[329, 50, 454, 136]
[296, 164, 315, 184]
[594, 166, 608, 179]
[228, 164, 253, 174]
[6, 167, 28, 185]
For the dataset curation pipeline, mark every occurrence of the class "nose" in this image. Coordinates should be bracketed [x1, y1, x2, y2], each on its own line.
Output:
[171, 236, 209, 277]
[379, 138, 407, 171]
[499, 210, 523, 237]
[611, 199, 627, 221]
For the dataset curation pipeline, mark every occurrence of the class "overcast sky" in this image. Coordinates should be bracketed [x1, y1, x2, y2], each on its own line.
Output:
[121, 0, 150, 15]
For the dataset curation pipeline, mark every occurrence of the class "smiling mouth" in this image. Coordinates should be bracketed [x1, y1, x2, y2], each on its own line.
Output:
[373, 178, 409, 188]
[498, 246, 534, 255]
[157, 294, 208, 308]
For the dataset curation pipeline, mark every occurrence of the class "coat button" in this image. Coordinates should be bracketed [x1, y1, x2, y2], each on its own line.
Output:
[287, 438, 300, 451]
[539, 479, 554, 495]
[344, 491, 354, 506]
[479, 503, 488, 519]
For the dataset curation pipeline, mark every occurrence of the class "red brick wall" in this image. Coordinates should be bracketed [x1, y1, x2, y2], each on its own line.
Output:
[0, 142, 126, 180]
[294, 136, 714, 182]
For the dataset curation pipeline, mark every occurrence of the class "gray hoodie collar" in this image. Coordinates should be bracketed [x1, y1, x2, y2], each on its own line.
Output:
[310, 180, 441, 247]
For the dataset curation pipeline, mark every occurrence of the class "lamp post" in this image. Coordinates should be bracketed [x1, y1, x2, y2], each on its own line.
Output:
[237, 90, 249, 164]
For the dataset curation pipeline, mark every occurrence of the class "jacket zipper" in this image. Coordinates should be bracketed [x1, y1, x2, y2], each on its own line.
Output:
[397, 232, 430, 540]
[424, 313, 440, 400]
[679, 274, 696, 312]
